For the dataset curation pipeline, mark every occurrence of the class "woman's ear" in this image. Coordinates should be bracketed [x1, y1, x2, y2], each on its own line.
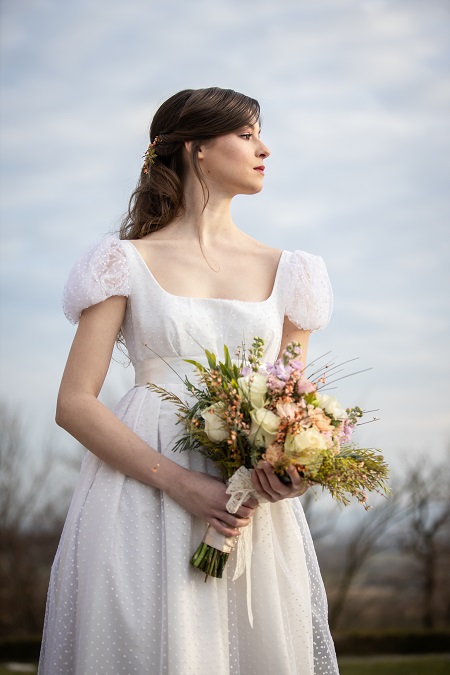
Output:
[184, 140, 204, 159]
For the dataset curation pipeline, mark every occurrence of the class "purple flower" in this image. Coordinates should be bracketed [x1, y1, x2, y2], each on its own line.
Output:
[337, 420, 355, 443]
[267, 361, 291, 382]
[267, 375, 287, 391]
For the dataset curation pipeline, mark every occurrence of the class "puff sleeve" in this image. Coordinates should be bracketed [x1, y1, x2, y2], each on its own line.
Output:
[283, 250, 333, 331]
[62, 236, 130, 325]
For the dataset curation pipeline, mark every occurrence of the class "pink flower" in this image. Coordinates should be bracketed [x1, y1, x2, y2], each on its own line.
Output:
[297, 378, 316, 395]
[336, 419, 355, 443]
[276, 402, 298, 419]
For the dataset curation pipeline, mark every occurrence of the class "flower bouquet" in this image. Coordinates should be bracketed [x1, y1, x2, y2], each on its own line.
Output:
[147, 338, 389, 579]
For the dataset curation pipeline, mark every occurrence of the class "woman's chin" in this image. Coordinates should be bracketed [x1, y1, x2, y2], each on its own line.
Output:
[236, 182, 264, 197]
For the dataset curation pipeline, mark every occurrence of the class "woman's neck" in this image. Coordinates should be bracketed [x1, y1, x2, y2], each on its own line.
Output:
[170, 172, 239, 244]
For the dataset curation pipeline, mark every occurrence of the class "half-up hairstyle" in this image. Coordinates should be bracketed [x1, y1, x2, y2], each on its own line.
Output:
[120, 87, 260, 240]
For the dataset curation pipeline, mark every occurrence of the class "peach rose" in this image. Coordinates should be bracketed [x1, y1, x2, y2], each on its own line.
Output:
[263, 442, 284, 466]
[308, 405, 333, 433]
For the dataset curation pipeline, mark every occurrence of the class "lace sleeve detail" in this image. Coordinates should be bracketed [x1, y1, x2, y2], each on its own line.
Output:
[284, 250, 333, 331]
[62, 236, 130, 325]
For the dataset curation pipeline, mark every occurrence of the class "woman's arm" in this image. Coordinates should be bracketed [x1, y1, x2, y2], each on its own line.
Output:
[56, 296, 257, 536]
[278, 317, 310, 363]
[251, 317, 311, 501]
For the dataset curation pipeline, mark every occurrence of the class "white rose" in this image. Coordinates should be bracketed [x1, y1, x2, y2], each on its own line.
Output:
[248, 408, 280, 448]
[284, 428, 329, 471]
[238, 372, 268, 409]
[285, 428, 329, 454]
[315, 393, 348, 420]
[201, 403, 229, 442]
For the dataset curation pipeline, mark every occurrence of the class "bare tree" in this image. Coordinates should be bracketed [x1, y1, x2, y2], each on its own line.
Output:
[0, 404, 78, 636]
[309, 455, 450, 632]
[1, 407, 57, 532]
[398, 459, 450, 628]
[301, 489, 341, 541]
[328, 492, 405, 630]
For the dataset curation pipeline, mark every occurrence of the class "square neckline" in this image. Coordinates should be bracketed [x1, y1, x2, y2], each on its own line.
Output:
[123, 240, 286, 304]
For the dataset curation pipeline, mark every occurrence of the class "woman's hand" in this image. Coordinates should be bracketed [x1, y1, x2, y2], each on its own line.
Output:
[251, 462, 309, 502]
[165, 469, 259, 537]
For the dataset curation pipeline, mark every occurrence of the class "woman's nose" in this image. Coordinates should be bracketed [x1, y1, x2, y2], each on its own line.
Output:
[258, 141, 270, 158]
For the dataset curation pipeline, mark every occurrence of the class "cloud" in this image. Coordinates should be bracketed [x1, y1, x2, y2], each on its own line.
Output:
[1, 0, 449, 469]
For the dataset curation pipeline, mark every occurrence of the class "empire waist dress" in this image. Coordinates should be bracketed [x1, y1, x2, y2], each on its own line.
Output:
[38, 236, 339, 675]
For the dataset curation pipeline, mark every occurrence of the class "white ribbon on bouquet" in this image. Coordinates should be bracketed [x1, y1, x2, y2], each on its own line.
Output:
[225, 465, 267, 627]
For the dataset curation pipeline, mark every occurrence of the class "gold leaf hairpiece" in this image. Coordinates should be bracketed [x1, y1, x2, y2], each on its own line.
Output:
[142, 136, 160, 174]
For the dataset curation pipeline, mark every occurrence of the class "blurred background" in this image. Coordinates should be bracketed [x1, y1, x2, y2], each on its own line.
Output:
[1, 0, 449, 672]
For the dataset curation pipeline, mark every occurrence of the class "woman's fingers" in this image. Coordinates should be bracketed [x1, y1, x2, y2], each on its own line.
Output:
[197, 463, 308, 524]
[243, 496, 259, 510]
[210, 511, 252, 536]
[286, 465, 305, 492]
[236, 502, 257, 519]
[250, 464, 279, 502]
[251, 462, 309, 501]
[209, 518, 242, 537]
[253, 462, 290, 500]
[286, 465, 310, 495]
[228, 514, 251, 528]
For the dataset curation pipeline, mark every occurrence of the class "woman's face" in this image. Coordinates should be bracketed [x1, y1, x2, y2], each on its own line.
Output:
[197, 121, 270, 198]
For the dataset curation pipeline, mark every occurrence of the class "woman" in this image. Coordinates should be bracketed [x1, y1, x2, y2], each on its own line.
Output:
[39, 88, 338, 674]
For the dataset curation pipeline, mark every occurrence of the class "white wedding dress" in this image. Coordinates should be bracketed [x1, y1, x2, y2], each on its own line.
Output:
[38, 236, 339, 675]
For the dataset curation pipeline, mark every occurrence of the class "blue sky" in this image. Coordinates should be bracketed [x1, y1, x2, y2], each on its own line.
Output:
[1, 0, 449, 471]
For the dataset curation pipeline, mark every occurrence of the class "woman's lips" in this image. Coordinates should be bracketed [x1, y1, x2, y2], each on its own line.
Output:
[254, 166, 265, 174]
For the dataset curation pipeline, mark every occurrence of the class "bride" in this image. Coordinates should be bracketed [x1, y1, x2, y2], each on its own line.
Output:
[39, 87, 338, 675]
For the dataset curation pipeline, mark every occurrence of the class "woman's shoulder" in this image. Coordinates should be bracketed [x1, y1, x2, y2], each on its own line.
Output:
[239, 233, 283, 265]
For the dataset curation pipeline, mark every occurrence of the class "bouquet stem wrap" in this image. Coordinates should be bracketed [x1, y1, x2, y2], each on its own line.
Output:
[203, 527, 236, 553]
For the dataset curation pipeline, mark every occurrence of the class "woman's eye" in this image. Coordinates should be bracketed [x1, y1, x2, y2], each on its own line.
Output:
[240, 133, 252, 140]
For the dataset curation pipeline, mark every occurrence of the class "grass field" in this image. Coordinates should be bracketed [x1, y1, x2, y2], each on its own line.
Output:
[338, 653, 450, 675]
[1, 654, 450, 674]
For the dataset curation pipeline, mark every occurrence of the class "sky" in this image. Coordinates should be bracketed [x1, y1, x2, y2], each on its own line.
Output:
[1, 0, 449, 477]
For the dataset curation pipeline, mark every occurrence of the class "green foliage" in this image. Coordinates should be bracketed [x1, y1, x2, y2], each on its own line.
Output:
[173, 424, 240, 479]
[145, 383, 187, 410]
[311, 447, 390, 508]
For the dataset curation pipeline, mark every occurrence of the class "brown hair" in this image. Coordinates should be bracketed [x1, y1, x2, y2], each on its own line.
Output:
[119, 87, 260, 240]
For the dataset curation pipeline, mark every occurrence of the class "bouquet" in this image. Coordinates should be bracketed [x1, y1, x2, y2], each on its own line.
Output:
[148, 338, 389, 580]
